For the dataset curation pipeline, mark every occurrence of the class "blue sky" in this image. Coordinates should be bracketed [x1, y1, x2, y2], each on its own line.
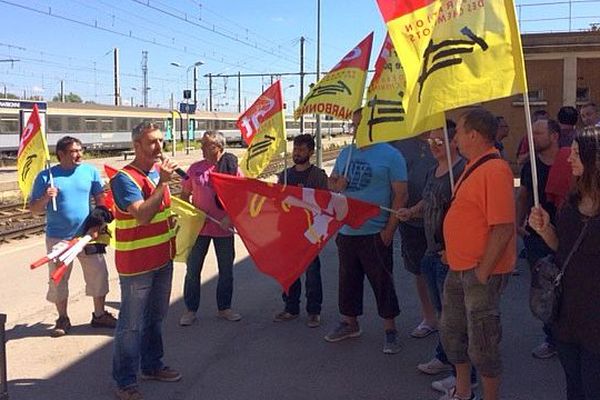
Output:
[0, 0, 598, 111]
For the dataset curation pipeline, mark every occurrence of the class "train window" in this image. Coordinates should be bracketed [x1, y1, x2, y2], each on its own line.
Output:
[48, 116, 63, 133]
[129, 118, 143, 130]
[101, 119, 114, 132]
[85, 118, 98, 132]
[116, 117, 128, 131]
[67, 117, 81, 132]
[226, 121, 236, 129]
[0, 116, 18, 134]
[197, 120, 208, 130]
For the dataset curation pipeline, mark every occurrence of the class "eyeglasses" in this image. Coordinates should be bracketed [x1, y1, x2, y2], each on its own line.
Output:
[427, 138, 444, 147]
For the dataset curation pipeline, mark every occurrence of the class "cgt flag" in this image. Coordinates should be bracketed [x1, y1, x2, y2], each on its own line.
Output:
[210, 172, 380, 291]
[238, 80, 286, 178]
[356, 33, 445, 148]
[18, 104, 50, 206]
[294, 32, 373, 121]
[376, 0, 526, 126]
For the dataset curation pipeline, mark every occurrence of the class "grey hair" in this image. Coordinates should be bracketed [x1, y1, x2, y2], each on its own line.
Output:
[132, 121, 161, 141]
[203, 130, 226, 149]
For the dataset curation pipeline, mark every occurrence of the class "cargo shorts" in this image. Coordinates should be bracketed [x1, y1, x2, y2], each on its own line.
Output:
[46, 237, 110, 303]
[440, 268, 509, 378]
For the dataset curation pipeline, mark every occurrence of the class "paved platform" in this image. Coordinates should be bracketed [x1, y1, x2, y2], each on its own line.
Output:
[0, 231, 563, 399]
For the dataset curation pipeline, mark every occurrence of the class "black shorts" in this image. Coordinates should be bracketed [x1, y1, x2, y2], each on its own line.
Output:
[399, 223, 428, 275]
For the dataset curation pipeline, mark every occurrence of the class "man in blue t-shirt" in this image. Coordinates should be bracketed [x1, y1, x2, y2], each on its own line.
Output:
[30, 136, 116, 337]
[325, 108, 408, 355]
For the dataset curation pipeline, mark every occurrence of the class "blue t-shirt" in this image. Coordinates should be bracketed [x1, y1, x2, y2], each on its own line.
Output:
[31, 164, 104, 239]
[333, 143, 407, 235]
[110, 167, 160, 212]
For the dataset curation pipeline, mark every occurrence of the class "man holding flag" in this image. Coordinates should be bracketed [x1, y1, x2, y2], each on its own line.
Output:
[325, 108, 407, 354]
[30, 136, 116, 336]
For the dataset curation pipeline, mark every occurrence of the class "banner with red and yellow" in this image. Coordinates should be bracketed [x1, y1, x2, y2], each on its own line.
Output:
[210, 172, 380, 291]
[237, 80, 286, 178]
[376, 0, 526, 126]
[355, 33, 445, 148]
[17, 104, 50, 205]
[294, 32, 374, 121]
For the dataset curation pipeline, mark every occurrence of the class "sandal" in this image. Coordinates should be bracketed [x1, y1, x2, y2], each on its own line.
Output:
[410, 321, 438, 338]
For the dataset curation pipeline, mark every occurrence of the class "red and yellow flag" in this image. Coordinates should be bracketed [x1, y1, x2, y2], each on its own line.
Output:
[210, 172, 380, 291]
[356, 33, 445, 148]
[18, 104, 50, 205]
[238, 80, 286, 178]
[294, 32, 373, 121]
[376, 0, 526, 126]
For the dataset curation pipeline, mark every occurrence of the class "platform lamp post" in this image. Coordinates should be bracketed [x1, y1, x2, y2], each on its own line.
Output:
[170, 61, 204, 154]
[0, 313, 7, 400]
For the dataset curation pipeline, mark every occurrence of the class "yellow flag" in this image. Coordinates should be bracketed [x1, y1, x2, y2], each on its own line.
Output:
[376, 0, 526, 126]
[238, 81, 286, 178]
[356, 33, 445, 148]
[170, 197, 206, 263]
[294, 33, 373, 121]
[17, 104, 50, 206]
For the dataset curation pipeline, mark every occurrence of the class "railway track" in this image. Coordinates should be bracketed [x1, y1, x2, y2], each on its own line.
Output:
[0, 148, 342, 243]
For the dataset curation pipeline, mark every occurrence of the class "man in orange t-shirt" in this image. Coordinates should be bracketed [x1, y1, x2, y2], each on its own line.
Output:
[441, 108, 516, 400]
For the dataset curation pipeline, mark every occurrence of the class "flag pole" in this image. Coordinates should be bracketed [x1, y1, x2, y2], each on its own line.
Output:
[442, 118, 455, 190]
[522, 92, 540, 207]
[46, 161, 57, 211]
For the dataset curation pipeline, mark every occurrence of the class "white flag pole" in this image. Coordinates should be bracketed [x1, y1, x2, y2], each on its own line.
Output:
[523, 92, 540, 208]
[46, 161, 57, 211]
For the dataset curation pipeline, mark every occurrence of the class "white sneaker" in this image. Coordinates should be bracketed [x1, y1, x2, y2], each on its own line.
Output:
[179, 310, 196, 326]
[417, 357, 453, 375]
[432, 376, 479, 394]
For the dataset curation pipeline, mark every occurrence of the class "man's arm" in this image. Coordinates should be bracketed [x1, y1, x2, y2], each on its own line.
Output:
[93, 191, 106, 207]
[30, 186, 58, 215]
[179, 187, 192, 203]
[380, 181, 407, 246]
[475, 222, 515, 283]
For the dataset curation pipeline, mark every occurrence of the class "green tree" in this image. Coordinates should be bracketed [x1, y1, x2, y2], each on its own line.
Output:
[52, 92, 83, 103]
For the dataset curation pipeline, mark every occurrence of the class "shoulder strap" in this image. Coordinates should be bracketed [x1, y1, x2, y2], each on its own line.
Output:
[556, 220, 589, 285]
[451, 153, 501, 202]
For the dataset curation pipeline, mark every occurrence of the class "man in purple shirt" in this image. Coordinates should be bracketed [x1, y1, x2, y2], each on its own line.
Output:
[179, 131, 243, 326]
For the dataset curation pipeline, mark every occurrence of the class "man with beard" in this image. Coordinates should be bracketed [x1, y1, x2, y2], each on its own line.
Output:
[272, 134, 328, 328]
[30, 136, 116, 337]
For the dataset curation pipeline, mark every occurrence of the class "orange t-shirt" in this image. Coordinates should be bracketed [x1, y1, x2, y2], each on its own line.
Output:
[443, 148, 516, 274]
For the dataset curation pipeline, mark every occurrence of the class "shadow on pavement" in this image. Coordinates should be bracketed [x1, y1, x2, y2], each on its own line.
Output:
[7, 237, 564, 400]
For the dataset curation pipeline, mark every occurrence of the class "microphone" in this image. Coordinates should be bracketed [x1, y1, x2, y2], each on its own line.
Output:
[159, 154, 189, 180]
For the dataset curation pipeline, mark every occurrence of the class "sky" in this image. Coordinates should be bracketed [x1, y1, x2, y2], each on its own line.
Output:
[0, 0, 599, 112]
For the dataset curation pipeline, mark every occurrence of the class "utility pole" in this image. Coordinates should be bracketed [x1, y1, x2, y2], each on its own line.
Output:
[2, 85, 6, 98]
[114, 48, 121, 106]
[299, 36, 305, 134]
[193, 66, 198, 107]
[237, 71, 242, 113]
[141, 50, 149, 108]
[60, 80, 65, 102]
[208, 73, 213, 111]
[169, 92, 174, 110]
[315, 0, 322, 168]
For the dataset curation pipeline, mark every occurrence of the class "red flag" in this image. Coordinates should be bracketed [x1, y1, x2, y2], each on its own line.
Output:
[236, 80, 284, 145]
[104, 164, 119, 211]
[210, 173, 380, 291]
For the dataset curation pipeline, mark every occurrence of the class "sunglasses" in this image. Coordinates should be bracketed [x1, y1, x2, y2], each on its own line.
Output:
[427, 138, 444, 147]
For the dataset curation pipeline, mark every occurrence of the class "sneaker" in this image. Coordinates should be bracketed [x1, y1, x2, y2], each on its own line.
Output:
[115, 386, 143, 400]
[417, 357, 453, 375]
[273, 311, 299, 322]
[438, 387, 477, 400]
[306, 314, 321, 328]
[179, 311, 197, 326]
[140, 366, 182, 382]
[51, 316, 71, 337]
[91, 311, 117, 328]
[432, 376, 479, 393]
[383, 329, 401, 354]
[532, 342, 558, 359]
[217, 309, 242, 322]
[410, 321, 438, 338]
[324, 321, 361, 343]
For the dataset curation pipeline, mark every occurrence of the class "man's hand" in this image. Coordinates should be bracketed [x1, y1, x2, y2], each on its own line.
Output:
[474, 265, 490, 284]
[45, 186, 59, 199]
[158, 157, 179, 184]
[328, 175, 348, 193]
[395, 208, 412, 222]
[379, 227, 395, 247]
[219, 216, 232, 231]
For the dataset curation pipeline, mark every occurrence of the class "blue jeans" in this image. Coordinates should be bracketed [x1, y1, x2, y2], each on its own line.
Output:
[556, 341, 600, 399]
[422, 254, 476, 383]
[184, 235, 235, 312]
[112, 262, 173, 389]
[282, 257, 322, 315]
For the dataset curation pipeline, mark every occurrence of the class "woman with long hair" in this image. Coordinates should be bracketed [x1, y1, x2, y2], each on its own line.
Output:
[529, 126, 600, 399]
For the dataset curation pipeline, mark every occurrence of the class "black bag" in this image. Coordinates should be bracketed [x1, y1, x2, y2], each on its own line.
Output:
[529, 221, 588, 324]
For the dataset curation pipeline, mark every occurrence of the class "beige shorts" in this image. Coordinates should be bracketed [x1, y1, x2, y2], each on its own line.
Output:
[46, 237, 110, 303]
